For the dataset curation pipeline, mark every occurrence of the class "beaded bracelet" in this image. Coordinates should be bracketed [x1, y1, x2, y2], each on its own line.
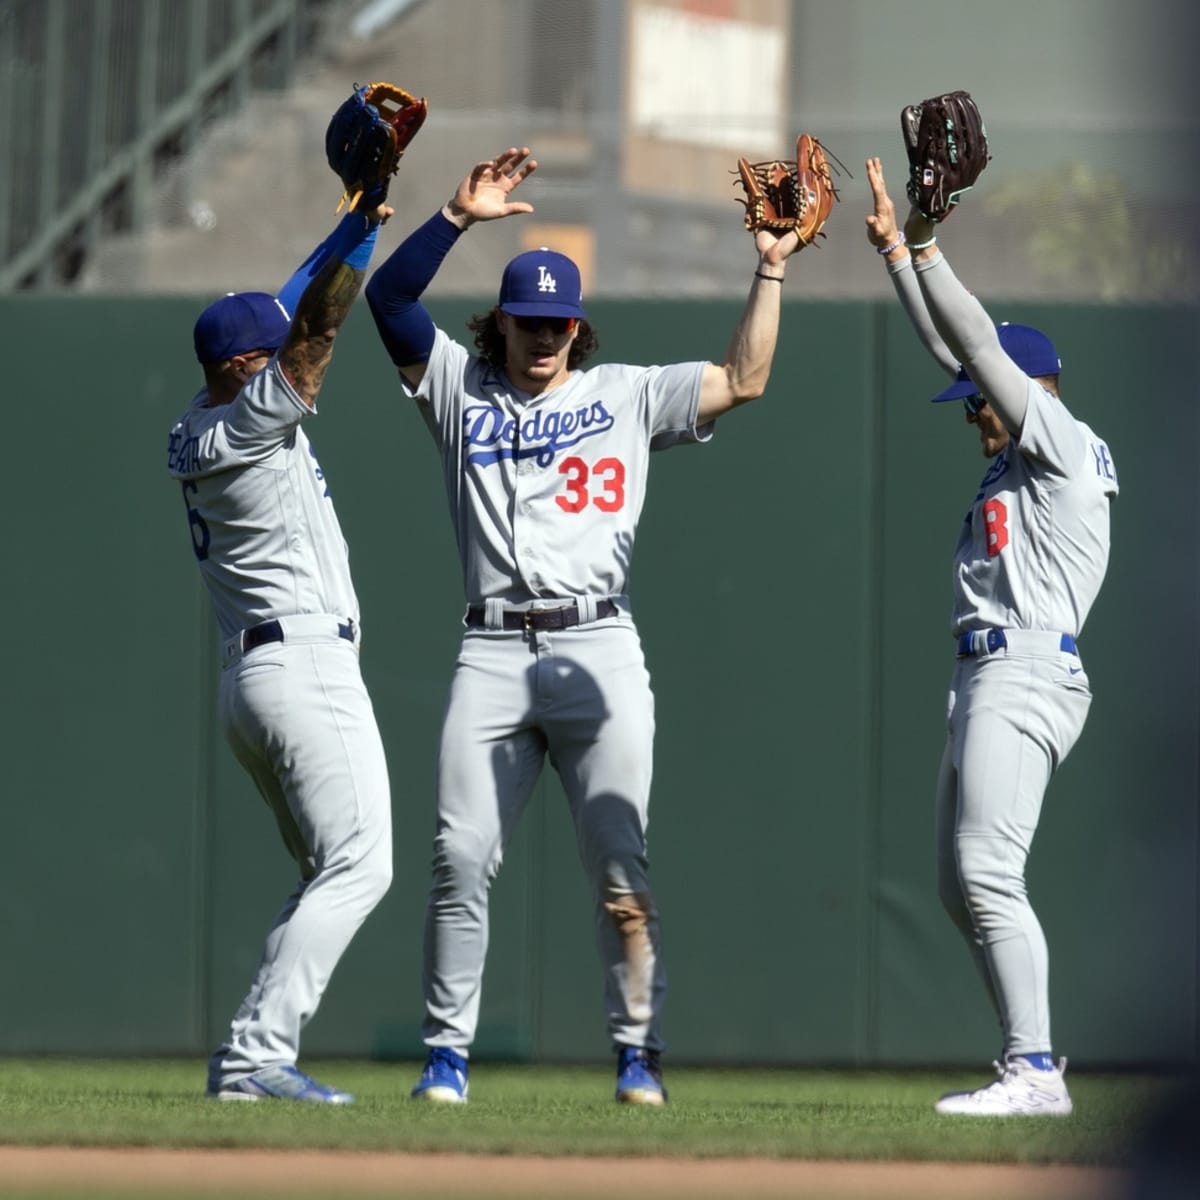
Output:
[908, 236, 938, 251]
[877, 232, 906, 255]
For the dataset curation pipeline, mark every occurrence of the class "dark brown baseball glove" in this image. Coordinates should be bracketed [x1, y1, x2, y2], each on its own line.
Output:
[901, 91, 990, 221]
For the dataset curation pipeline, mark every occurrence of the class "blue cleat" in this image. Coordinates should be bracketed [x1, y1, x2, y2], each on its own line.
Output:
[208, 1064, 354, 1104]
[615, 1046, 667, 1106]
[411, 1046, 469, 1103]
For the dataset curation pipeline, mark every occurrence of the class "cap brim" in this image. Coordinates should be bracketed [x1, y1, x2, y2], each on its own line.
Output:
[501, 300, 586, 319]
[931, 376, 978, 403]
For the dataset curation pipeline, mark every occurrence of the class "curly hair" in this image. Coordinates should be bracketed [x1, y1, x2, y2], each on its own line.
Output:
[467, 307, 599, 371]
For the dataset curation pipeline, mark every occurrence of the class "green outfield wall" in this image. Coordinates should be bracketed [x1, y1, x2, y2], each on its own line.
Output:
[2, 296, 1195, 1067]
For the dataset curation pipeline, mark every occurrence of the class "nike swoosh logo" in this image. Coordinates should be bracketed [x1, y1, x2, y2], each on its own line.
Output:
[1069, 666, 1083, 675]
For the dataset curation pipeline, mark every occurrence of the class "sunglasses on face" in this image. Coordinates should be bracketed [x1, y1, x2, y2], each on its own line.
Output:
[511, 315, 577, 335]
[963, 392, 987, 416]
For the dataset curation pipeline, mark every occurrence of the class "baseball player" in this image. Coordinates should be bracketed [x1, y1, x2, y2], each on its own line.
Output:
[167, 203, 394, 1103]
[864, 156, 1118, 1115]
[364, 146, 803, 1105]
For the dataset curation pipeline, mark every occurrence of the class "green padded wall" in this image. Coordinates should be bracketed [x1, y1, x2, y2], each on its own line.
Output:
[1, 295, 1195, 1067]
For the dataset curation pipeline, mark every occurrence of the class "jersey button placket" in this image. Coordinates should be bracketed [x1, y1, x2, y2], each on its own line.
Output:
[513, 458, 542, 592]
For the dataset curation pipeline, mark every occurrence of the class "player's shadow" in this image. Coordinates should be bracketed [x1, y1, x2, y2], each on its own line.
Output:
[1124, 1069, 1200, 1199]
[484, 645, 648, 877]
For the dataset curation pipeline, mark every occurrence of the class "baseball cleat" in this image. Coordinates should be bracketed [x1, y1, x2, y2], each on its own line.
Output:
[615, 1046, 667, 1106]
[207, 1064, 354, 1104]
[934, 1055, 1073, 1117]
[411, 1046, 469, 1103]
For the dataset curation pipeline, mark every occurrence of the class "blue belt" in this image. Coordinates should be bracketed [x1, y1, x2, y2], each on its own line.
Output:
[957, 629, 1077, 658]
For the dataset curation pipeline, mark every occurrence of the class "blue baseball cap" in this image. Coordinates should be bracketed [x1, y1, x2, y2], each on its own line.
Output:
[932, 322, 1062, 403]
[498, 248, 586, 319]
[193, 291, 291, 363]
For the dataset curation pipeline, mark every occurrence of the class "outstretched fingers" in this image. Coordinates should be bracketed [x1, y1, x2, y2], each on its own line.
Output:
[471, 147, 536, 185]
[494, 146, 536, 177]
[864, 156, 898, 246]
[866, 156, 888, 198]
[498, 147, 537, 211]
[459, 147, 539, 219]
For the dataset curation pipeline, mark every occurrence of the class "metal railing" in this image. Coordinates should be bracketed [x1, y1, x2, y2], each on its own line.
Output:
[0, 0, 345, 291]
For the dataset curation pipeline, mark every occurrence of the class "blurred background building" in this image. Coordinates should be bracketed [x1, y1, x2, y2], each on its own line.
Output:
[2, 0, 1198, 302]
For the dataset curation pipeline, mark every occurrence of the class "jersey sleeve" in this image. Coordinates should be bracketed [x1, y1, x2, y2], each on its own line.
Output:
[640, 360, 710, 450]
[887, 256, 959, 378]
[1013, 382, 1090, 480]
[913, 252, 1030, 432]
[399, 328, 471, 431]
[169, 360, 311, 480]
[224, 357, 312, 449]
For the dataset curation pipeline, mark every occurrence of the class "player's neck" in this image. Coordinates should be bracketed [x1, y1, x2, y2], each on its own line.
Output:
[205, 384, 238, 407]
[506, 366, 572, 398]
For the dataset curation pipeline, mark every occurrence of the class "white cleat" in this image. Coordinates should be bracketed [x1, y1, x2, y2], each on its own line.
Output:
[934, 1056, 1074, 1117]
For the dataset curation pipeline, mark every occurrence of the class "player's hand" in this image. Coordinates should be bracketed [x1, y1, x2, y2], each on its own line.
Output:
[444, 147, 537, 229]
[864, 157, 901, 251]
[367, 203, 395, 226]
[902, 204, 937, 252]
[755, 225, 801, 265]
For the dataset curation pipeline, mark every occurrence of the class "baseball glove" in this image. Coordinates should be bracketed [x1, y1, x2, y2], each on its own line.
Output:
[901, 91, 990, 221]
[733, 134, 839, 247]
[325, 81, 428, 213]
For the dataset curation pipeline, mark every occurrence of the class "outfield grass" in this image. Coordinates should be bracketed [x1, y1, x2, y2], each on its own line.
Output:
[0, 1057, 1173, 1165]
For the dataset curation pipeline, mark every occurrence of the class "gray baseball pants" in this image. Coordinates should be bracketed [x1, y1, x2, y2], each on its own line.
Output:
[209, 634, 392, 1083]
[420, 619, 666, 1054]
[935, 641, 1091, 1056]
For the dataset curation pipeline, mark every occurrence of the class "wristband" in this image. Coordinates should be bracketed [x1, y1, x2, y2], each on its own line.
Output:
[877, 232, 906, 255]
[754, 271, 784, 283]
[343, 222, 379, 270]
[908, 236, 937, 251]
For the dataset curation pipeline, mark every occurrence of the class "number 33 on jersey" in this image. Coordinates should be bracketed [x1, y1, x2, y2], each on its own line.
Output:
[410, 334, 712, 604]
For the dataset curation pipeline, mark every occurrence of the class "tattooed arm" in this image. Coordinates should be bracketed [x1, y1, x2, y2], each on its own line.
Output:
[277, 204, 390, 408]
[278, 256, 368, 409]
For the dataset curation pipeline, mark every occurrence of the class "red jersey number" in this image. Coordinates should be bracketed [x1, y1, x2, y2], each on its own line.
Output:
[556, 456, 626, 513]
[983, 498, 1009, 557]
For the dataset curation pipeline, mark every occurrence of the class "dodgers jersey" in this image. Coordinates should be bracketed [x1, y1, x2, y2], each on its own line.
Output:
[405, 328, 710, 604]
[167, 358, 359, 639]
[953, 379, 1118, 636]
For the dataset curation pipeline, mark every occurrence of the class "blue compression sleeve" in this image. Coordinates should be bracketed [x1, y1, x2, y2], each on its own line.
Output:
[365, 210, 463, 367]
[275, 212, 380, 318]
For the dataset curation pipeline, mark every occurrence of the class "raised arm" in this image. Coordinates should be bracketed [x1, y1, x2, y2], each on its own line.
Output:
[902, 207, 1031, 434]
[366, 147, 537, 390]
[278, 206, 390, 408]
[698, 136, 844, 423]
[864, 157, 958, 378]
[695, 220, 801, 424]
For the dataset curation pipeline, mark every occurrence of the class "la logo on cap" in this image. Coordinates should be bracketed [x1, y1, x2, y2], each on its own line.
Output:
[498, 246, 587, 320]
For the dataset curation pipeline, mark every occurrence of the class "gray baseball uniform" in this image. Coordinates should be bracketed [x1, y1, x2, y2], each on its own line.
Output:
[890, 250, 1118, 1058]
[407, 327, 710, 1053]
[168, 355, 392, 1087]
